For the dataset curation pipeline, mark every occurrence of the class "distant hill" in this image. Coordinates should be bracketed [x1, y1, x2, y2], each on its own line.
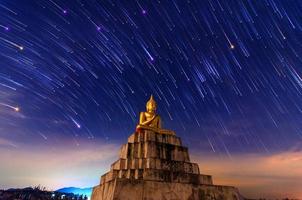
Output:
[0, 186, 88, 200]
[56, 187, 92, 197]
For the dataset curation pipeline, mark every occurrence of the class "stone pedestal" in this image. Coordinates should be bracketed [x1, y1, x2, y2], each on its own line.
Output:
[91, 130, 241, 200]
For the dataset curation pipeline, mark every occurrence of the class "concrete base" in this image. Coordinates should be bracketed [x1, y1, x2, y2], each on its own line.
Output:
[91, 130, 242, 200]
[92, 178, 241, 200]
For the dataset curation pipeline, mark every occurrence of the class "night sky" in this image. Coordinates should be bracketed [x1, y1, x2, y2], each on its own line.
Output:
[0, 0, 302, 198]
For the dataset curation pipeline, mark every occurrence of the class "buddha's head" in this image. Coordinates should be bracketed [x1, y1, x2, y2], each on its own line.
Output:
[146, 95, 157, 114]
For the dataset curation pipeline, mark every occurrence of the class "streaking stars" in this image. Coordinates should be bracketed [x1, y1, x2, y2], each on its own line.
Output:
[0, 103, 20, 112]
[0, 0, 301, 171]
[70, 117, 81, 129]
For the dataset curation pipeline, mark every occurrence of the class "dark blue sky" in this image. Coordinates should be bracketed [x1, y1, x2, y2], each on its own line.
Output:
[0, 0, 302, 197]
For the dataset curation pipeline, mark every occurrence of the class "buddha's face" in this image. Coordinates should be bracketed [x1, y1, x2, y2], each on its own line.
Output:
[146, 102, 156, 114]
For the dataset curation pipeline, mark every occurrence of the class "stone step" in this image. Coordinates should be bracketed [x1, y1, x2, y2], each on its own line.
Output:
[110, 158, 200, 174]
[119, 141, 190, 162]
[92, 179, 240, 200]
[100, 169, 213, 185]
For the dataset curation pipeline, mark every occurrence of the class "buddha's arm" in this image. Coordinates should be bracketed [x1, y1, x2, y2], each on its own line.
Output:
[141, 116, 156, 126]
[139, 112, 156, 126]
[139, 112, 146, 124]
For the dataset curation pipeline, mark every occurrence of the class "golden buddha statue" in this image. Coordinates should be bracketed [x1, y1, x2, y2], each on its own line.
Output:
[136, 95, 175, 135]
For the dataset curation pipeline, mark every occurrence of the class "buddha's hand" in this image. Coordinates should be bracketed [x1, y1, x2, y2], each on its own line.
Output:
[141, 114, 156, 126]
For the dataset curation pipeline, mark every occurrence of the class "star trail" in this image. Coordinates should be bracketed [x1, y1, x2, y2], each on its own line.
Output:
[0, 0, 302, 197]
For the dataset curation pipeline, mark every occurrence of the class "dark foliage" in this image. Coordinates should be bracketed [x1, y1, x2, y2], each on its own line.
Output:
[0, 186, 88, 200]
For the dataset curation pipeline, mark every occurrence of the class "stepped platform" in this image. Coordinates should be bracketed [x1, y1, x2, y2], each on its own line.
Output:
[91, 130, 241, 200]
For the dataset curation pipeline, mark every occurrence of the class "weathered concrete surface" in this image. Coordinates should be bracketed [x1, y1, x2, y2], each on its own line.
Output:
[91, 130, 242, 200]
[92, 179, 240, 200]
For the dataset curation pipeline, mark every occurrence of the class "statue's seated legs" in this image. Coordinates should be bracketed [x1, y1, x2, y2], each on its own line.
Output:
[136, 124, 175, 135]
